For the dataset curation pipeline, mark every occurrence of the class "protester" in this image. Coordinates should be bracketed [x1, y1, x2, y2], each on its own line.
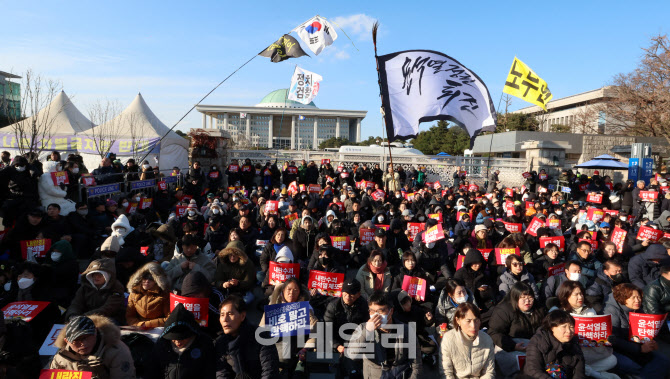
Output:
[440, 303, 495, 378]
[125, 262, 171, 327]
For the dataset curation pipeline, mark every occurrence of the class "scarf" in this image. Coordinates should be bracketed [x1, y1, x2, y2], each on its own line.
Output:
[369, 262, 387, 290]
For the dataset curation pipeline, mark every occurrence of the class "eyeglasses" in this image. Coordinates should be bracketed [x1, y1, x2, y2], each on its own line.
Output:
[511, 262, 524, 267]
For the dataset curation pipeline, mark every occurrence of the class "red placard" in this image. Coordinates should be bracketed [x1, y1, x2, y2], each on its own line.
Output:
[538, 187, 548, 194]
[574, 314, 612, 346]
[309, 184, 322, 194]
[407, 222, 426, 242]
[547, 263, 565, 277]
[606, 183, 614, 191]
[540, 236, 565, 252]
[50, 171, 69, 185]
[424, 224, 445, 244]
[661, 186, 670, 194]
[505, 188, 514, 197]
[328, 202, 345, 213]
[299, 184, 307, 193]
[455, 255, 466, 270]
[456, 211, 472, 221]
[401, 276, 427, 301]
[587, 193, 603, 204]
[503, 222, 522, 233]
[288, 181, 298, 195]
[404, 192, 415, 201]
[425, 182, 433, 189]
[459, 184, 468, 191]
[371, 189, 386, 201]
[587, 208, 605, 223]
[2, 301, 50, 322]
[140, 198, 153, 210]
[526, 217, 544, 236]
[604, 210, 619, 217]
[39, 370, 93, 379]
[287, 167, 298, 175]
[209, 171, 219, 179]
[495, 247, 520, 265]
[636, 226, 664, 242]
[428, 213, 443, 223]
[170, 293, 209, 326]
[285, 213, 299, 229]
[579, 183, 589, 192]
[20, 239, 52, 259]
[640, 191, 658, 202]
[611, 227, 627, 253]
[176, 205, 187, 217]
[340, 171, 349, 178]
[356, 180, 367, 190]
[228, 164, 239, 173]
[140, 246, 149, 256]
[468, 184, 479, 192]
[521, 172, 532, 179]
[377, 224, 390, 232]
[308, 270, 344, 297]
[360, 228, 375, 244]
[336, 165, 343, 173]
[321, 159, 330, 165]
[434, 181, 442, 190]
[126, 202, 138, 214]
[264, 200, 279, 215]
[546, 219, 562, 230]
[628, 312, 668, 342]
[269, 261, 300, 285]
[579, 238, 599, 249]
[330, 236, 351, 252]
[479, 248, 493, 261]
[157, 180, 167, 190]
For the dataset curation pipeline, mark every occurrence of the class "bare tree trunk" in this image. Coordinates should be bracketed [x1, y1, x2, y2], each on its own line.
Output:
[86, 99, 122, 158]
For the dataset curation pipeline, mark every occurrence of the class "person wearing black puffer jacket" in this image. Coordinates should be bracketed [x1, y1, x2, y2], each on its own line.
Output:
[642, 265, 670, 315]
[454, 248, 495, 311]
[629, 243, 670, 290]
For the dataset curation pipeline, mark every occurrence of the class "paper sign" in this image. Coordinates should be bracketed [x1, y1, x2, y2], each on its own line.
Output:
[264, 200, 279, 215]
[517, 356, 526, 371]
[587, 208, 605, 223]
[39, 323, 65, 356]
[434, 181, 442, 190]
[424, 224, 445, 244]
[228, 164, 239, 173]
[574, 314, 612, 347]
[547, 219, 562, 230]
[401, 276, 427, 301]
[176, 205, 187, 217]
[611, 227, 627, 253]
[321, 159, 330, 165]
[157, 180, 167, 190]
[371, 189, 386, 201]
[209, 171, 219, 179]
[285, 213, 299, 229]
[170, 293, 209, 327]
[539, 173, 547, 180]
[522, 172, 532, 179]
[455, 255, 466, 270]
[468, 184, 479, 192]
[227, 186, 236, 194]
[330, 236, 351, 252]
[503, 222, 522, 233]
[495, 247, 520, 265]
[39, 370, 92, 379]
[308, 270, 344, 297]
[264, 301, 310, 338]
[479, 248, 493, 261]
[309, 184, 321, 194]
[50, 171, 69, 186]
[587, 193, 603, 204]
[140, 198, 153, 210]
[3, 301, 50, 322]
[540, 236, 565, 252]
[428, 213, 443, 223]
[505, 188, 514, 197]
[407, 222, 426, 242]
[640, 191, 658, 202]
[82, 175, 96, 187]
[20, 239, 52, 259]
[604, 210, 619, 217]
[579, 183, 589, 192]
[140, 246, 149, 257]
[126, 202, 138, 214]
[637, 226, 664, 242]
[525, 217, 544, 236]
[269, 261, 300, 285]
[360, 228, 375, 244]
[629, 312, 667, 342]
[377, 224, 390, 231]
[547, 263, 565, 277]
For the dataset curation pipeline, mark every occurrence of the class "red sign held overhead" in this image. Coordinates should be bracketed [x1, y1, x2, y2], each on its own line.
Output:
[587, 208, 605, 223]
[264, 200, 279, 215]
[503, 222, 522, 233]
[495, 247, 520, 265]
[468, 184, 479, 192]
[308, 270, 344, 297]
[525, 217, 544, 236]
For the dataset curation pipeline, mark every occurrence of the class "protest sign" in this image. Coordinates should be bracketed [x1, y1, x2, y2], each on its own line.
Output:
[495, 247, 520, 265]
[170, 293, 209, 326]
[50, 171, 69, 186]
[525, 217, 544, 236]
[264, 200, 279, 215]
[285, 213, 299, 229]
[308, 184, 322, 194]
[371, 189, 386, 201]
[574, 314, 612, 347]
[269, 261, 300, 285]
[522, 172, 532, 179]
[455, 255, 466, 270]
[428, 213, 443, 223]
[503, 222, 522, 233]
[547, 263, 565, 277]
[468, 184, 479, 192]
[140, 246, 149, 257]
[140, 198, 153, 210]
[629, 312, 667, 342]
[20, 239, 52, 259]
[640, 191, 658, 202]
[156, 180, 167, 190]
[126, 202, 138, 213]
[401, 276, 427, 301]
[264, 301, 310, 338]
[39, 323, 65, 356]
[579, 183, 589, 192]
[176, 205, 187, 217]
[321, 159, 330, 165]
[39, 370, 92, 379]
[479, 249, 493, 261]
[330, 236, 351, 252]
[360, 228, 375, 244]
[308, 270, 344, 297]
[505, 188, 514, 197]
[82, 175, 96, 187]
[3, 301, 50, 322]
[637, 226, 664, 242]
[407, 223, 425, 242]
[587, 193, 603, 204]
[540, 236, 565, 252]
[424, 224, 445, 244]
[611, 227, 627, 253]
[546, 219, 562, 230]
[604, 210, 619, 217]
[377, 224, 390, 231]
[586, 208, 605, 223]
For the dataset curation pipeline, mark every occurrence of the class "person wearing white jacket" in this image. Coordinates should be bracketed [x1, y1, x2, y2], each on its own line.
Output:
[39, 161, 76, 216]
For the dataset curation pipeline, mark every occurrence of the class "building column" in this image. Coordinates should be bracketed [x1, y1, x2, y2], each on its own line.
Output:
[202, 113, 206, 129]
[245, 114, 251, 140]
[356, 118, 362, 142]
[291, 116, 296, 149]
[268, 117, 273, 148]
[210, 115, 214, 129]
[313, 117, 318, 149]
[223, 113, 228, 130]
[336, 117, 341, 138]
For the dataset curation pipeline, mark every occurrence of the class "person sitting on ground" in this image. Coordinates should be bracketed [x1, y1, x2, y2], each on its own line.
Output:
[126, 262, 171, 327]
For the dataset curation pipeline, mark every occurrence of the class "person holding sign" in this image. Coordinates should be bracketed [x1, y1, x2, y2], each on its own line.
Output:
[532, 243, 565, 283]
[391, 290, 438, 356]
[605, 283, 670, 377]
[355, 250, 392, 300]
[521, 310, 586, 379]
[391, 251, 431, 294]
[50, 315, 136, 378]
[307, 245, 346, 319]
[214, 241, 256, 305]
[454, 248, 496, 312]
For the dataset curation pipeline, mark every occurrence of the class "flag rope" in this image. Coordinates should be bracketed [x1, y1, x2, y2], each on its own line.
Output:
[325, 17, 360, 52]
[274, 65, 297, 160]
[372, 21, 396, 190]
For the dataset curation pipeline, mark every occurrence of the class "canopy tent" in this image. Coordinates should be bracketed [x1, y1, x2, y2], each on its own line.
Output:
[436, 152, 451, 156]
[81, 93, 189, 171]
[574, 154, 629, 170]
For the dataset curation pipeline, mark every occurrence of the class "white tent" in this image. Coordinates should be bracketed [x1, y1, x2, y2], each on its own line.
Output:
[82, 93, 189, 171]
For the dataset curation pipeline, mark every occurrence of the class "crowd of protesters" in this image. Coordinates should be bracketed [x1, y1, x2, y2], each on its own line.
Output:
[0, 150, 670, 379]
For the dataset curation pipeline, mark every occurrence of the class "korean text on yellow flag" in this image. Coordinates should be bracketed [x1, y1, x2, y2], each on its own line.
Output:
[503, 57, 552, 110]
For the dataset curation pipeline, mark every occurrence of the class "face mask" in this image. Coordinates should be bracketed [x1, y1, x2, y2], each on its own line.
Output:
[233, 197, 238, 202]
[73, 168, 79, 174]
[396, 194, 401, 198]
[426, 242, 435, 249]
[212, 166, 217, 170]
[15, 166, 26, 172]
[389, 212, 394, 216]
[134, 197, 141, 202]
[18, 278, 34, 289]
[77, 210, 88, 217]
[377, 216, 384, 223]
[51, 252, 62, 262]
[610, 273, 626, 284]
[188, 210, 196, 216]
[556, 211, 563, 215]
[212, 209, 220, 215]
[418, 216, 425, 222]
[620, 216, 627, 221]
[568, 272, 581, 281]
[122, 202, 129, 208]
[482, 200, 488, 205]
[3, 282, 10, 292]
[379, 313, 389, 326]
[319, 257, 332, 266]
[454, 295, 468, 304]
[143, 164, 150, 169]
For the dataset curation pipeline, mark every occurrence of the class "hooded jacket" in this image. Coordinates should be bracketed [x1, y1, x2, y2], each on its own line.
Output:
[521, 328, 585, 379]
[65, 259, 127, 325]
[453, 249, 489, 294]
[164, 247, 216, 292]
[214, 320, 280, 379]
[291, 217, 317, 262]
[642, 274, 670, 315]
[126, 262, 171, 327]
[42, 240, 79, 307]
[628, 243, 669, 289]
[49, 315, 136, 379]
[150, 224, 177, 262]
[435, 287, 478, 328]
[214, 241, 256, 294]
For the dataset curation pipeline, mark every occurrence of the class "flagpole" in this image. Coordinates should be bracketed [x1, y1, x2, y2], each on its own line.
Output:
[372, 21, 397, 192]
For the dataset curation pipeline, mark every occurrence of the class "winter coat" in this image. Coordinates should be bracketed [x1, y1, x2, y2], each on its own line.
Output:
[435, 287, 478, 328]
[585, 270, 617, 314]
[65, 258, 127, 325]
[149, 224, 177, 262]
[323, 296, 369, 350]
[497, 269, 539, 300]
[355, 264, 392, 300]
[49, 315, 136, 379]
[628, 244, 669, 289]
[383, 172, 401, 192]
[453, 249, 490, 294]
[291, 224, 317, 262]
[603, 294, 648, 361]
[125, 263, 171, 327]
[214, 321, 280, 379]
[39, 161, 77, 216]
[440, 329, 495, 379]
[414, 237, 452, 280]
[487, 300, 546, 352]
[568, 251, 602, 281]
[214, 242, 256, 295]
[164, 248, 216, 292]
[148, 334, 216, 379]
[521, 328, 585, 379]
[642, 275, 670, 314]
[259, 239, 294, 272]
[42, 240, 79, 307]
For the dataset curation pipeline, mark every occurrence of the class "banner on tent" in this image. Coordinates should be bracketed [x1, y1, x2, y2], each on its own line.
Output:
[0, 132, 160, 155]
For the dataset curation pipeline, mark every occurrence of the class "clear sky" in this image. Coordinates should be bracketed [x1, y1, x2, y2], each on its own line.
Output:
[1, 1, 669, 139]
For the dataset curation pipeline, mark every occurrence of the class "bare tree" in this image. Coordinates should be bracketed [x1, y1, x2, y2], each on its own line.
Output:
[125, 112, 153, 164]
[86, 99, 122, 158]
[572, 103, 601, 134]
[9, 70, 63, 162]
[602, 35, 670, 141]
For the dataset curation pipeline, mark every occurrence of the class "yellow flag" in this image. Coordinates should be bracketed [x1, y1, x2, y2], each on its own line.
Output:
[503, 57, 552, 110]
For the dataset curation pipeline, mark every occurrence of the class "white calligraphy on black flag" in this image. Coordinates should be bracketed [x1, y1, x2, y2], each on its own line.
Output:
[377, 50, 497, 143]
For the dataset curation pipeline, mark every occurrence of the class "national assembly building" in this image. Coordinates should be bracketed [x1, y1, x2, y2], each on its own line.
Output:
[196, 89, 367, 149]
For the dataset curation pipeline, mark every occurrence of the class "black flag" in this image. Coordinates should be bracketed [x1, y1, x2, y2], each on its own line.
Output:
[259, 34, 308, 63]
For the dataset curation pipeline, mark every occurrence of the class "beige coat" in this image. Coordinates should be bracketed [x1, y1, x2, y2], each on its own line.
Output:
[50, 315, 136, 379]
[440, 329, 495, 379]
[355, 264, 392, 300]
[125, 262, 171, 327]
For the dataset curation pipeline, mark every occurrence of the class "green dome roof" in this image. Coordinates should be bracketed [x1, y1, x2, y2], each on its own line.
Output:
[256, 89, 317, 108]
